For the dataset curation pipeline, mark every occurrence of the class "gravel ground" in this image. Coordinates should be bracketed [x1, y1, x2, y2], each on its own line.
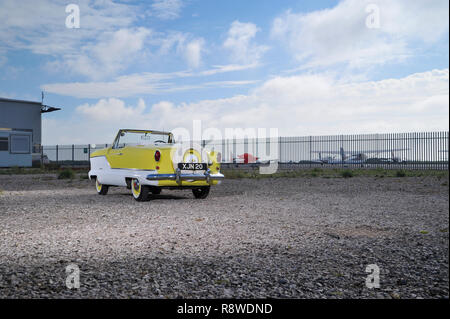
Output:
[0, 173, 448, 299]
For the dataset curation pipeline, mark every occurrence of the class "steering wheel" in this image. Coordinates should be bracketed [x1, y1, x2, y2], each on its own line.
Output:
[154, 140, 166, 144]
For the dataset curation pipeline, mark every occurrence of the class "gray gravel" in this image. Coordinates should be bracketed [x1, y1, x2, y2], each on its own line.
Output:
[0, 173, 448, 298]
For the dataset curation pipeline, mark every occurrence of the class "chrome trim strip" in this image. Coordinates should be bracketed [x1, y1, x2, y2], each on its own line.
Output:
[146, 169, 224, 184]
[110, 167, 157, 171]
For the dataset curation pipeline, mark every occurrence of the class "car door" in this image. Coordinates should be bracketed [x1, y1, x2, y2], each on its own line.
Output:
[106, 146, 130, 169]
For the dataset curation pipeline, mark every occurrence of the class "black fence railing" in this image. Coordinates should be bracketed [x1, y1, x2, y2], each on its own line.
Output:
[42, 131, 449, 170]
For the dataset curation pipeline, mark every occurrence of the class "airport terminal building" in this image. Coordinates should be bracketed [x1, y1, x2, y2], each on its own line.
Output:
[0, 97, 60, 167]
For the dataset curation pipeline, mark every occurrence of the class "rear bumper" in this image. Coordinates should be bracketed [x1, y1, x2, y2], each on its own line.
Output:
[146, 168, 224, 184]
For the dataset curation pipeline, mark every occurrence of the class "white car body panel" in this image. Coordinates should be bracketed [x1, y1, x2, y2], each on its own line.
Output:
[88, 155, 158, 186]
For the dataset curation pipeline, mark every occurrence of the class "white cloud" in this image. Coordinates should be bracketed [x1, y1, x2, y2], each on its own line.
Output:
[52, 27, 152, 79]
[0, 0, 150, 79]
[203, 80, 260, 87]
[271, 0, 449, 69]
[43, 74, 165, 98]
[157, 32, 187, 54]
[151, 31, 205, 69]
[151, 0, 183, 20]
[0, 0, 194, 78]
[41, 64, 260, 98]
[76, 98, 146, 121]
[0, 0, 138, 54]
[42, 69, 449, 144]
[199, 63, 259, 76]
[223, 21, 269, 64]
[0, 1, 258, 80]
[184, 38, 204, 69]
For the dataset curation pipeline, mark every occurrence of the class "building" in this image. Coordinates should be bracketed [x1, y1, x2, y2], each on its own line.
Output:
[0, 97, 60, 167]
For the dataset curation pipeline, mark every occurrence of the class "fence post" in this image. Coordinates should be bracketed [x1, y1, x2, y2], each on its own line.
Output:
[278, 136, 281, 165]
[56, 145, 59, 164]
[255, 137, 258, 163]
[222, 138, 225, 163]
[72, 144, 74, 164]
[309, 136, 312, 168]
[244, 137, 248, 158]
[233, 138, 236, 163]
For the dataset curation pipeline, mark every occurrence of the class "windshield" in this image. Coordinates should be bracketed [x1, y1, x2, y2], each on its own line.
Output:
[113, 131, 172, 148]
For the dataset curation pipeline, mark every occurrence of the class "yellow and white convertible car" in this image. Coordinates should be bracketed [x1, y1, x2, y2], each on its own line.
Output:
[88, 129, 224, 201]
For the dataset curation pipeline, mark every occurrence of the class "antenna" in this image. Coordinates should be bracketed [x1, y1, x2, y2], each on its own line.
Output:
[39, 91, 61, 113]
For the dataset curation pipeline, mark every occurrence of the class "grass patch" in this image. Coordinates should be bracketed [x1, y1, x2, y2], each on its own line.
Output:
[419, 230, 429, 235]
[0, 167, 88, 175]
[221, 168, 449, 179]
[0, 165, 448, 181]
[396, 170, 407, 177]
[58, 169, 75, 180]
[0, 167, 45, 175]
[341, 170, 354, 178]
[10, 166, 25, 174]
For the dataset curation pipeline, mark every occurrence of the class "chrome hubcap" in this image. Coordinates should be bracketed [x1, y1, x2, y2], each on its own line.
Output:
[133, 179, 140, 191]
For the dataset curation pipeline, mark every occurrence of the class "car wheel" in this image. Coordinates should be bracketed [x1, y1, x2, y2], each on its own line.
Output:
[151, 187, 162, 195]
[192, 186, 210, 199]
[131, 178, 149, 201]
[95, 179, 109, 195]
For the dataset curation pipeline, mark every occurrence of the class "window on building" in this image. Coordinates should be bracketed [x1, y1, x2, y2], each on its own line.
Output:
[0, 137, 8, 151]
[10, 135, 30, 154]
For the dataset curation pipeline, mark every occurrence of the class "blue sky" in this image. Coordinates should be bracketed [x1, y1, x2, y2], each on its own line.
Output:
[0, 0, 448, 144]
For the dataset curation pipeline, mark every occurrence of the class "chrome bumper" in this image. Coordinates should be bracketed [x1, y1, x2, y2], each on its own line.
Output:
[146, 168, 224, 184]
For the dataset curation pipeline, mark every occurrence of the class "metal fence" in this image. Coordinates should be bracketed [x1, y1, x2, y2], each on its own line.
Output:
[42, 131, 449, 170]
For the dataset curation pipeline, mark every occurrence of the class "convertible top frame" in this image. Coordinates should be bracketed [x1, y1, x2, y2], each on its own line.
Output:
[112, 129, 175, 149]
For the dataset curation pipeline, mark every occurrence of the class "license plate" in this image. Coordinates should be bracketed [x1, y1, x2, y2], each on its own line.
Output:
[178, 163, 207, 170]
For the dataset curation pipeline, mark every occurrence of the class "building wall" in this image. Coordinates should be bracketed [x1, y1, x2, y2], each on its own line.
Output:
[0, 99, 41, 167]
[0, 130, 33, 167]
[0, 100, 41, 149]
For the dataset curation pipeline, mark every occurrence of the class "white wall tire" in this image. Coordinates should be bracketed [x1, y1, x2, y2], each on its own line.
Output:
[131, 178, 150, 201]
[96, 179, 109, 195]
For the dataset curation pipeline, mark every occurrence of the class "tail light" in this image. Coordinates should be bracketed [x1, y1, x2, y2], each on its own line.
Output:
[155, 150, 161, 161]
[216, 152, 222, 163]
